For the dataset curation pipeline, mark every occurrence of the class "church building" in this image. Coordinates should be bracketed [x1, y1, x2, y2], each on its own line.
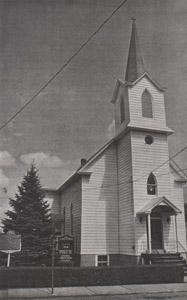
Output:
[44, 20, 187, 267]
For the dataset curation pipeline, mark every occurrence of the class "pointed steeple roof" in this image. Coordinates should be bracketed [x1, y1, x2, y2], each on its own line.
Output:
[125, 18, 145, 83]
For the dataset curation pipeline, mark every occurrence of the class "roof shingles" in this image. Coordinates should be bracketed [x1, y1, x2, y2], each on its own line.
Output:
[125, 19, 145, 83]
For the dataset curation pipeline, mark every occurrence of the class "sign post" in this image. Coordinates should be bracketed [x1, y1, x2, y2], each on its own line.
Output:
[51, 223, 55, 295]
[7, 252, 10, 267]
[0, 231, 21, 267]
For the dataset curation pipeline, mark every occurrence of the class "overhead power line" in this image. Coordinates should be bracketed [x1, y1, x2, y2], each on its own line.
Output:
[133, 144, 187, 183]
[170, 157, 187, 178]
[1, 0, 186, 194]
[102, 164, 187, 188]
[101, 146, 187, 188]
[0, 0, 127, 131]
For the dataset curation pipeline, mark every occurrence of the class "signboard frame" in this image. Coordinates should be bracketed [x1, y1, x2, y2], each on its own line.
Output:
[57, 235, 74, 265]
[0, 231, 21, 267]
[0, 231, 21, 253]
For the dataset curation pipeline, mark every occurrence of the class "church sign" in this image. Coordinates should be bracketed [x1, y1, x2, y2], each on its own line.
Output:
[0, 231, 21, 267]
[57, 235, 74, 264]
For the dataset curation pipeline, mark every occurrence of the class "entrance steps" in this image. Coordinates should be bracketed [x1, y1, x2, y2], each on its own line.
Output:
[141, 253, 187, 275]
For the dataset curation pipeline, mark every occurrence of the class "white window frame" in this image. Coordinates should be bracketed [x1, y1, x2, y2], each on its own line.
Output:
[141, 89, 153, 119]
[96, 254, 109, 267]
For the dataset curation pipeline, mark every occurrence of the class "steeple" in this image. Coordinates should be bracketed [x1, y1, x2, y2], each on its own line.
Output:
[125, 18, 145, 83]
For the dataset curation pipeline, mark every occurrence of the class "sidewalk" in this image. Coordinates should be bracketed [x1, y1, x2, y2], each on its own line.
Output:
[1, 278, 187, 299]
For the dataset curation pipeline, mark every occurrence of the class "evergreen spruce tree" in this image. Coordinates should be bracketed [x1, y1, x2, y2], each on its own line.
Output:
[2, 164, 52, 265]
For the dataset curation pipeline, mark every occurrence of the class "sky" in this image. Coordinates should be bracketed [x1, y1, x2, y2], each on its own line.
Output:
[0, 0, 187, 223]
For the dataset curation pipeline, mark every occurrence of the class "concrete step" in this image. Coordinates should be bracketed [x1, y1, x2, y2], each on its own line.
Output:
[151, 260, 184, 264]
[141, 252, 187, 271]
[149, 254, 181, 258]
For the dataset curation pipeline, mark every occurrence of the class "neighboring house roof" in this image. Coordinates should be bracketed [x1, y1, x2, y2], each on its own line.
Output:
[169, 161, 187, 182]
[137, 196, 182, 215]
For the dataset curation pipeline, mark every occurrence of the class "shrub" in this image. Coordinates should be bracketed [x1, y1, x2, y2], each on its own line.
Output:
[0, 265, 184, 289]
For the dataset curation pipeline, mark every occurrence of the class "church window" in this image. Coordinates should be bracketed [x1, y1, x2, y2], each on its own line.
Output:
[63, 207, 66, 235]
[147, 173, 157, 195]
[142, 90, 153, 118]
[120, 95, 125, 123]
[145, 135, 154, 145]
[70, 203, 73, 235]
[55, 222, 62, 236]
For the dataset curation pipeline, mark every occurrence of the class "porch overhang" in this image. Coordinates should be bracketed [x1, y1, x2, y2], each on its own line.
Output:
[137, 196, 182, 216]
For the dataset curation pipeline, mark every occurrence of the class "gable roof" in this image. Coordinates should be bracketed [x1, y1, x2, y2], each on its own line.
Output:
[77, 139, 115, 172]
[56, 138, 115, 192]
[125, 72, 166, 91]
[137, 196, 182, 215]
[111, 72, 166, 104]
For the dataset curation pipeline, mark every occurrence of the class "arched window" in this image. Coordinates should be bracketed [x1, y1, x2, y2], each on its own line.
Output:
[142, 90, 153, 118]
[63, 207, 66, 235]
[70, 204, 73, 235]
[120, 95, 125, 123]
[147, 173, 157, 195]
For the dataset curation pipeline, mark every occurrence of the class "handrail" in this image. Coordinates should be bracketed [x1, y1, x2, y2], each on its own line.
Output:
[177, 241, 187, 262]
[177, 240, 187, 253]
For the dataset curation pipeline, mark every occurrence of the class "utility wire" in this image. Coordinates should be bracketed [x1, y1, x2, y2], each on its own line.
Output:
[101, 153, 187, 188]
[170, 157, 187, 178]
[102, 166, 187, 188]
[133, 144, 187, 183]
[0, 0, 127, 131]
[0, 0, 186, 193]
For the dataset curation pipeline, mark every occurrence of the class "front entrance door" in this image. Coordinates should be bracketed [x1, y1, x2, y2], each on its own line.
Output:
[151, 217, 163, 250]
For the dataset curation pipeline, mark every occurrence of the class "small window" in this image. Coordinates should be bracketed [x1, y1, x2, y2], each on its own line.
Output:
[147, 173, 157, 195]
[145, 135, 154, 145]
[70, 203, 73, 235]
[120, 95, 125, 123]
[142, 90, 153, 118]
[97, 255, 109, 267]
[55, 222, 62, 236]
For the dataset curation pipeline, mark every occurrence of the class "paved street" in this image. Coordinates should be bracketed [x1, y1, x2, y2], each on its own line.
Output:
[2, 280, 187, 300]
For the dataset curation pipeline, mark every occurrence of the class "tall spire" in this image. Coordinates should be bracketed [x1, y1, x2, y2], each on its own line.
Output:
[125, 18, 145, 83]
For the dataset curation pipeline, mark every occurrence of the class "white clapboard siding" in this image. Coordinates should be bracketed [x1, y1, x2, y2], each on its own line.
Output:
[115, 84, 130, 135]
[128, 76, 167, 130]
[117, 132, 135, 254]
[131, 130, 172, 254]
[44, 191, 60, 215]
[163, 215, 176, 253]
[169, 170, 187, 251]
[60, 179, 82, 254]
[81, 143, 119, 254]
[131, 131, 171, 213]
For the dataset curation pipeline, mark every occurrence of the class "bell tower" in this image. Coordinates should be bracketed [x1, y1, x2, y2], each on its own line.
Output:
[112, 19, 175, 257]
[112, 18, 173, 138]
